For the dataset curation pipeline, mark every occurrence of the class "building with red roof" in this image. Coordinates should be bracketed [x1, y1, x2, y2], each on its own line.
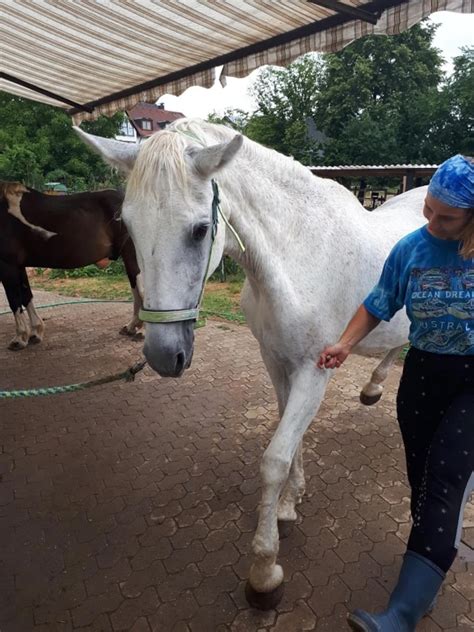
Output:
[116, 102, 184, 142]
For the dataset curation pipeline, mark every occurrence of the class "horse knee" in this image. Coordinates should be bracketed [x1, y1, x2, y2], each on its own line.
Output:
[260, 453, 291, 490]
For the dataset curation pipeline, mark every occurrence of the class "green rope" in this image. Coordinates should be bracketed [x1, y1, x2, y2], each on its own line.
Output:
[0, 359, 147, 399]
[0, 298, 132, 317]
[0, 299, 245, 322]
[0, 298, 244, 398]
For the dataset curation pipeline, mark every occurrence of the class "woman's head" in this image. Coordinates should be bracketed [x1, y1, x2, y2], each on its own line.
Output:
[424, 155, 474, 258]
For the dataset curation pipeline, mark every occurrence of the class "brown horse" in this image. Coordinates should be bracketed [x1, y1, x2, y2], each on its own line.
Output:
[0, 182, 143, 350]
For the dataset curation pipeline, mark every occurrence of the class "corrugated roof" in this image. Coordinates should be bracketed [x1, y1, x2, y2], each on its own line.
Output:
[310, 164, 439, 169]
[1, 0, 472, 122]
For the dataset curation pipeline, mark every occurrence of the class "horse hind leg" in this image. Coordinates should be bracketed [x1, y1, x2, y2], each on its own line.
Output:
[21, 270, 44, 344]
[26, 300, 45, 344]
[9, 309, 30, 351]
[2, 267, 30, 350]
[360, 345, 405, 405]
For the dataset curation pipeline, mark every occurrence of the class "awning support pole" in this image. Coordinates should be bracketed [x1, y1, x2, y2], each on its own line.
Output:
[0, 72, 94, 113]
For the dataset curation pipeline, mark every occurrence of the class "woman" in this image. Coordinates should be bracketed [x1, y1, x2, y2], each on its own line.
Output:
[318, 154, 474, 632]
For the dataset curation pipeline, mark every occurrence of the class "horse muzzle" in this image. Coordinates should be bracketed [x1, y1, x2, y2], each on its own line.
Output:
[143, 322, 194, 377]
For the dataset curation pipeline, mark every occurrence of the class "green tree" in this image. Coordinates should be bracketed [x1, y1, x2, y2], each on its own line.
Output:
[0, 92, 124, 189]
[245, 54, 325, 164]
[431, 47, 474, 158]
[316, 21, 446, 163]
[207, 108, 250, 133]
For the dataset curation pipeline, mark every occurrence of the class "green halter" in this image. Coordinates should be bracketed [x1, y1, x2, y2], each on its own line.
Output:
[138, 179, 244, 324]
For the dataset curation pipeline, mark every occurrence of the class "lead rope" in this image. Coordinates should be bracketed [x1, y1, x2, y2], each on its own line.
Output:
[0, 358, 147, 399]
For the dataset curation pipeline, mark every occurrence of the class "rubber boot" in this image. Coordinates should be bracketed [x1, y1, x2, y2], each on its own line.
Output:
[347, 551, 445, 632]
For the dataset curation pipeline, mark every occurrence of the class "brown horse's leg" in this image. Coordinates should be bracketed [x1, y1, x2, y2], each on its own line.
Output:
[1, 262, 31, 350]
[10, 309, 30, 350]
[20, 268, 45, 344]
[120, 240, 143, 337]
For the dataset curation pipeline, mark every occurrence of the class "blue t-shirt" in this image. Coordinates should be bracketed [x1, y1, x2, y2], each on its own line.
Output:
[364, 225, 474, 355]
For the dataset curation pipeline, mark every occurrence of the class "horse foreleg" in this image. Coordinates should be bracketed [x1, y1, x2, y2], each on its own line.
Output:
[121, 244, 144, 337]
[9, 309, 30, 351]
[260, 351, 302, 533]
[247, 364, 329, 609]
[360, 345, 404, 405]
[121, 280, 144, 336]
[277, 442, 305, 533]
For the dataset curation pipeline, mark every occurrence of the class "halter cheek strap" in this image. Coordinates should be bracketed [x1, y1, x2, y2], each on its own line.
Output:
[138, 179, 243, 324]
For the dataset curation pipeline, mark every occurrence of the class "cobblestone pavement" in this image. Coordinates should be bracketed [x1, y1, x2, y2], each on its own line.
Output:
[0, 290, 473, 632]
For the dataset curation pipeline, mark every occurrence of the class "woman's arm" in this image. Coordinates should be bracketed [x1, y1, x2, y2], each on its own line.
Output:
[318, 305, 381, 369]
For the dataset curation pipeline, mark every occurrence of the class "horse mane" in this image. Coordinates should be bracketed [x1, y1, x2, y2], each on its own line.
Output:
[126, 119, 256, 203]
[126, 118, 316, 207]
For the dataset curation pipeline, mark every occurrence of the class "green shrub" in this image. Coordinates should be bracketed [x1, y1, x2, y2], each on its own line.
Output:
[49, 259, 126, 278]
[209, 256, 245, 282]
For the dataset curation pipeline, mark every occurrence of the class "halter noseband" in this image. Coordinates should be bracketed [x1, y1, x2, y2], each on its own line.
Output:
[138, 179, 221, 324]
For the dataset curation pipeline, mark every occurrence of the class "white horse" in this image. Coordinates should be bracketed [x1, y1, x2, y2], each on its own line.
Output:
[76, 120, 426, 609]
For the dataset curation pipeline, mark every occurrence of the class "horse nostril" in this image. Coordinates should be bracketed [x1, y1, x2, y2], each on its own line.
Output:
[175, 351, 186, 374]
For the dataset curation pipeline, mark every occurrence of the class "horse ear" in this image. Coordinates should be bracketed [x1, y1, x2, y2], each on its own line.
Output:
[190, 134, 243, 177]
[73, 126, 139, 175]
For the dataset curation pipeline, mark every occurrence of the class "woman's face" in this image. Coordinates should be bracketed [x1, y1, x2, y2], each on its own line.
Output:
[423, 193, 470, 240]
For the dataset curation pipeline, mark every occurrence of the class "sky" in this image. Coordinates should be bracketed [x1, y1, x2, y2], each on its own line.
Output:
[160, 11, 474, 119]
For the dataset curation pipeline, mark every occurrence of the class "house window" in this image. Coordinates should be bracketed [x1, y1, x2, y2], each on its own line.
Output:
[120, 119, 135, 136]
[141, 119, 152, 130]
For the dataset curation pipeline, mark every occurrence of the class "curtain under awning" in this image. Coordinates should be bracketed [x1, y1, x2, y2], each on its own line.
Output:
[1, 0, 472, 123]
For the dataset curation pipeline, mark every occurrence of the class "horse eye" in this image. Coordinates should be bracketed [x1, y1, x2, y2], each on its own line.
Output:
[192, 223, 209, 242]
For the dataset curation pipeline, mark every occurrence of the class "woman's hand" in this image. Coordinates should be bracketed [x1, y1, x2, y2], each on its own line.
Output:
[318, 343, 351, 369]
[317, 306, 381, 370]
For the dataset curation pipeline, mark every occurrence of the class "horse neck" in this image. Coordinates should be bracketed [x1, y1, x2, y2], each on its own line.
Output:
[215, 142, 369, 282]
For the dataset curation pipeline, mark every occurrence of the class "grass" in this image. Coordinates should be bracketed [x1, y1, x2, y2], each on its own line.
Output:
[30, 270, 246, 323]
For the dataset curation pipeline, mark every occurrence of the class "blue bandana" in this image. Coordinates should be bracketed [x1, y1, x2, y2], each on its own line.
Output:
[428, 154, 474, 208]
[428, 154, 474, 209]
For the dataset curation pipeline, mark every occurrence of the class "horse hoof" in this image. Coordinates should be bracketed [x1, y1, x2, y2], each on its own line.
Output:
[28, 335, 42, 345]
[278, 519, 294, 539]
[245, 581, 284, 610]
[359, 392, 382, 406]
[119, 327, 144, 340]
[8, 341, 27, 351]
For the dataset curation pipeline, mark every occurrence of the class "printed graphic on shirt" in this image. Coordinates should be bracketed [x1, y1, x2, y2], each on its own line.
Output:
[408, 267, 473, 354]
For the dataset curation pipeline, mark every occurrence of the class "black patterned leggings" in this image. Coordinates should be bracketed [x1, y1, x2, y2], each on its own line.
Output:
[396, 347, 474, 573]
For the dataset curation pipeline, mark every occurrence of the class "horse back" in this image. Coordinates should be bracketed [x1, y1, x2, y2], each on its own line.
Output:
[0, 185, 127, 268]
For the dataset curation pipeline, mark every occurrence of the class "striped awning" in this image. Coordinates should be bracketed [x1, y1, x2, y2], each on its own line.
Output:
[1, 0, 472, 123]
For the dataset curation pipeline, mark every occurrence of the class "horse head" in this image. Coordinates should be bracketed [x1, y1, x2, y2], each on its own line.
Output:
[74, 122, 243, 377]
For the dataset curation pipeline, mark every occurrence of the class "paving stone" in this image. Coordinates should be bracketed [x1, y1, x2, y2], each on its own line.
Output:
[109, 587, 159, 631]
[0, 289, 471, 631]
[309, 574, 350, 618]
[271, 600, 317, 631]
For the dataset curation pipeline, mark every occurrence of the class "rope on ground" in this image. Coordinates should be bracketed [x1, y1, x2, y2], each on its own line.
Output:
[0, 298, 132, 316]
[0, 300, 245, 322]
[0, 359, 147, 399]
[0, 298, 243, 398]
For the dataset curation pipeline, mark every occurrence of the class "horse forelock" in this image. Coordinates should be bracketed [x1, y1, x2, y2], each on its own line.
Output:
[126, 119, 238, 204]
